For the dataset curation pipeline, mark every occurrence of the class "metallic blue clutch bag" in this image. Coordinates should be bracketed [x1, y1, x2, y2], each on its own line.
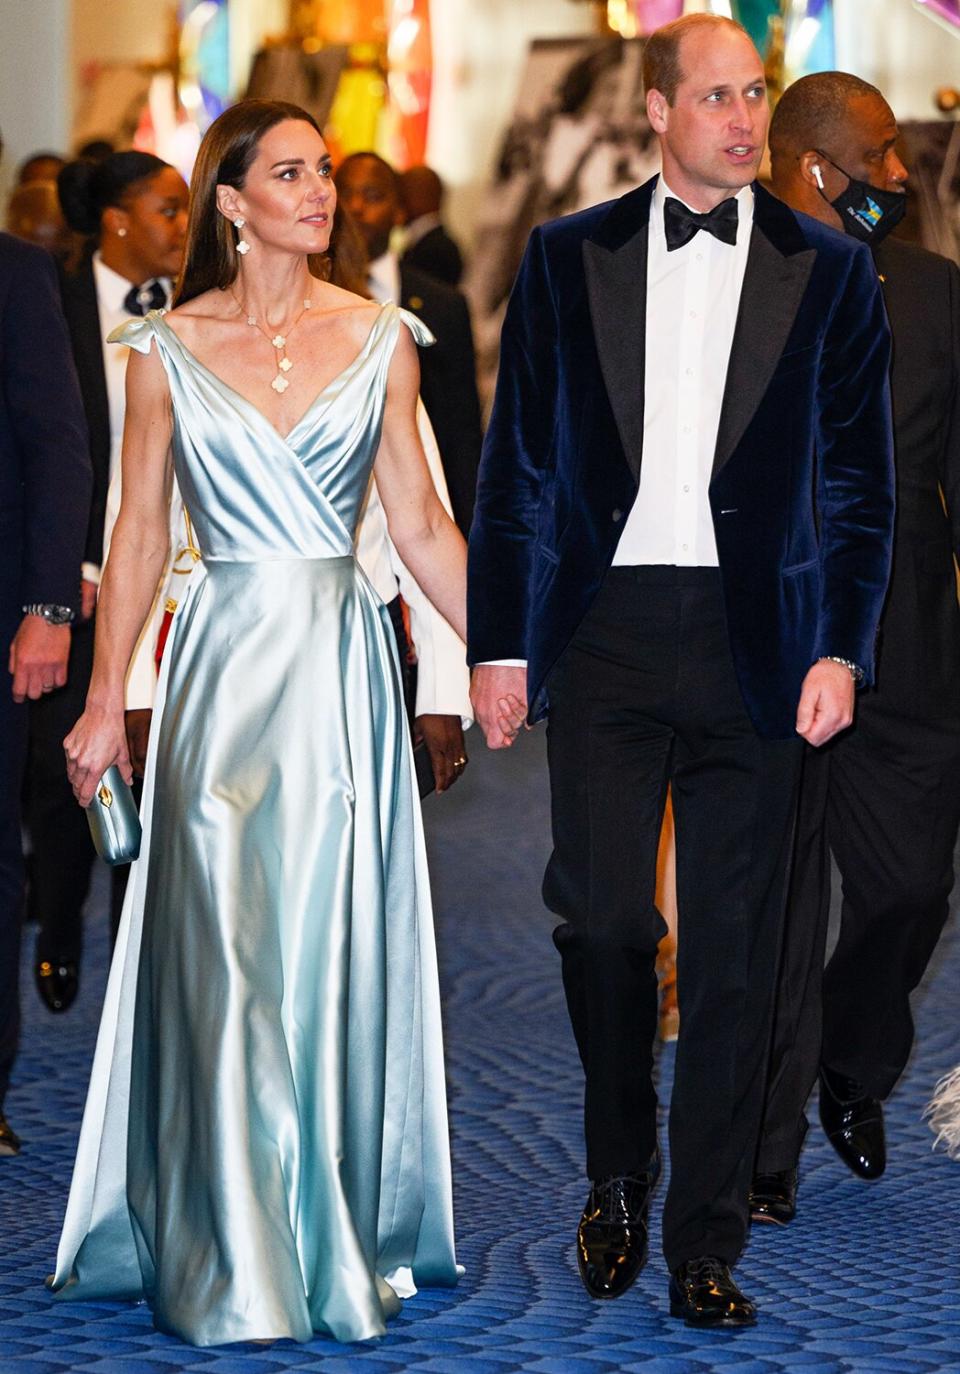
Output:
[86, 766, 142, 866]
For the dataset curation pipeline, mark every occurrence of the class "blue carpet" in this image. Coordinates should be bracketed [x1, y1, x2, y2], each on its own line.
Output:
[2, 729, 959, 1373]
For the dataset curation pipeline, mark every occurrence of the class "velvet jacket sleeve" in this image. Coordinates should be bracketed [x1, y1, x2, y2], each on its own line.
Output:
[467, 227, 558, 665]
[811, 240, 896, 681]
[3, 243, 92, 611]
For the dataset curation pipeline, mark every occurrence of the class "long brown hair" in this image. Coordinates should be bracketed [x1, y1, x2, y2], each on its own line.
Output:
[175, 99, 350, 306]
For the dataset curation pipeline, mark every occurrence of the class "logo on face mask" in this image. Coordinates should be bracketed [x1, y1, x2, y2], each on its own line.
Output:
[815, 150, 906, 247]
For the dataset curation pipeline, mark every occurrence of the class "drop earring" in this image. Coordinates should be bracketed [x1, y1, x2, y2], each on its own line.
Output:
[234, 217, 251, 256]
[117, 227, 127, 238]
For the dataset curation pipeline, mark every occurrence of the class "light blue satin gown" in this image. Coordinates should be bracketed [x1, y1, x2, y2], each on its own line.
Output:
[49, 303, 460, 1346]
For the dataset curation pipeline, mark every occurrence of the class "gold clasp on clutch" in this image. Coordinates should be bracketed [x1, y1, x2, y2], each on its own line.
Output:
[97, 782, 114, 808]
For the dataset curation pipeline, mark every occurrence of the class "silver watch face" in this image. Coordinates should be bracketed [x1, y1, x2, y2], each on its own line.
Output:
[35, 605, 74, 625]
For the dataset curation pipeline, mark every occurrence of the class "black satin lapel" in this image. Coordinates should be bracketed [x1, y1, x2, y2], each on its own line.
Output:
[713, 229, 816, 475]
[583, 231, 647, 482]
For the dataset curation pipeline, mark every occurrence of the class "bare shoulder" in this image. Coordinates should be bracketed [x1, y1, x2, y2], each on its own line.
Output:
[309, 281, 382, 343]
[163, 287, 235, 349]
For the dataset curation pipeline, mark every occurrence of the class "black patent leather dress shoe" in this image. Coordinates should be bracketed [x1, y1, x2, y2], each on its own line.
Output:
[749, 1166, 798, 1225]
[35, 959, 79, 1013]
[819, 1064, 886, 1179]
[669, 1257, 757, 1328]
[0, 1113, 21, 1157]
[577, 1148, 661, 1299]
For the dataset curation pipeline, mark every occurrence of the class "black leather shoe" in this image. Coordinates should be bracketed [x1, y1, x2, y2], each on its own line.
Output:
[819, 1064, 886, 1179]
[576, 1149, 661, 1299]
[749, 1167, 798, 1225]
[35, 959, 79, 1013]
[669, 1257, 757, 1327]
[0, 1113, 21, 1157]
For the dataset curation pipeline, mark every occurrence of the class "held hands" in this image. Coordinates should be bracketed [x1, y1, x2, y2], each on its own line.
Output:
[64, 701, 133, 807]
[8, 616, 70, 703]
[795, 660, 856, 747]
[470, 665, 528, 749]
[415, 713, 468, 792]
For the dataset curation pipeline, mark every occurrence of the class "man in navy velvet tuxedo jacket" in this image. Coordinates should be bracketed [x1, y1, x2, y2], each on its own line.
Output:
[467, 15, 894, 1326]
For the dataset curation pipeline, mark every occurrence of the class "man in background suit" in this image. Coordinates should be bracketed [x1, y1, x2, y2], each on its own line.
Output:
[468, 15, 894, 1325]
[0, 227, 91, 1154]
[335, 152, 483, 537]
[399, 165, 465, 287]
[751, 73, 960, 1225]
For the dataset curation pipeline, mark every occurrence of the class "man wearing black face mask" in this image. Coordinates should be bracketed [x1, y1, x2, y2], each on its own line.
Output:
[750, 72, 960, 1225]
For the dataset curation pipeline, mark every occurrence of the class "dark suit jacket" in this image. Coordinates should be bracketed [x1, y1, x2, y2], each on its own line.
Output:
[0, 233, 91, 627]
[402, 224, 464, 287]
[399, 261, 483, 536]
[58, 257, 111, 569]
[869, 237, 960, 718]
[468, 179, 896, 739]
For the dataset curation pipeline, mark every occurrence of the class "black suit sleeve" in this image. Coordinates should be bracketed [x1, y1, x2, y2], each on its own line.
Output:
[940, 258, 960, 563]
[4, 249, 92, 610]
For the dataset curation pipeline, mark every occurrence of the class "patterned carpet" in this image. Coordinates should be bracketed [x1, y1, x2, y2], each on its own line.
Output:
[2, 729, 959, 1373]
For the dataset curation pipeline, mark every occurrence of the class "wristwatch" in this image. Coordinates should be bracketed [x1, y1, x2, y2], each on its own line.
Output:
[22, 603, 75, 626]
[818, 655, 864, 684]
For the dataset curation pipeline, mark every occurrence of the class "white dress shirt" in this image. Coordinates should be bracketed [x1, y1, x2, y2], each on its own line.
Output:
[612, 177, 754, 567]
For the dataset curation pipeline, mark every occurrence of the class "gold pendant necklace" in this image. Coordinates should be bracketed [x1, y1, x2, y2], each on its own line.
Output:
[231, 291, 314, 394]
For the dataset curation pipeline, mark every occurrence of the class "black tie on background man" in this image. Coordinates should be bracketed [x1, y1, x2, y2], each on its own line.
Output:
[468, 14, 895, 1328]
[751, 72, 960, 1227]
[0, 226, 92, 1156]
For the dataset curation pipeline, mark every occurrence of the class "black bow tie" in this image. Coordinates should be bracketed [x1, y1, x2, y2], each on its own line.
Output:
[663, 196, 739, 252]
[123, 280, 167, 316]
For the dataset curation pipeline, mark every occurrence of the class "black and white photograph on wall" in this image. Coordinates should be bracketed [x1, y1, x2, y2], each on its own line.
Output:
[463, 36, 658, 408]
[898, 118, 960, 265]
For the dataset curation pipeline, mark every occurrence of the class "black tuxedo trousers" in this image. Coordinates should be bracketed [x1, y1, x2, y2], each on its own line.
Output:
[543, 567, 801, 1270]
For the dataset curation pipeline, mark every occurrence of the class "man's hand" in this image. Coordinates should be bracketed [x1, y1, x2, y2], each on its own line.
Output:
[125, 708, 153, 778]
[80, 578, 98, 621]
[795, 660, 856, 747]
[470, 665, 528, 749]
[415, 713, 467, 793]
[8, 616, 70, 703]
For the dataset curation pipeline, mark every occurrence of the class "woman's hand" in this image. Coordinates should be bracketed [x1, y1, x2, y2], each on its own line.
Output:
[64, 703, 133, 807]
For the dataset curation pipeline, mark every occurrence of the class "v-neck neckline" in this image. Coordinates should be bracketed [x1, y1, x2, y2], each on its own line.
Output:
[151, 303, 391, 446]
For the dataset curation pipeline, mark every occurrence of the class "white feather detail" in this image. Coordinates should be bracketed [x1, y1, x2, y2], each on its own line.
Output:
[925, 1065, 960, 1158]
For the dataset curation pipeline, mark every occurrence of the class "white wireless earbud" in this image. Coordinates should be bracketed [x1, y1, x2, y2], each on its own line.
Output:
[812, 164, 825, 190]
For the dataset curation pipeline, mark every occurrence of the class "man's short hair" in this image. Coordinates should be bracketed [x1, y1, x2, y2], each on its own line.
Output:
[769, 71, 886, 163]
[642, 13, 751, 105]
[335, 151, 402, 199]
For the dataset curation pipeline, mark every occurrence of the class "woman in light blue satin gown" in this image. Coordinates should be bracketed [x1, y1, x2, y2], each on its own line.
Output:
[50, 100, 473, 1347]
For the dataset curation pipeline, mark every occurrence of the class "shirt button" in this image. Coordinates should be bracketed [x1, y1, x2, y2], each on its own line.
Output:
[696, 253, 703, 261]
[685, 368, 694, 377]
[683, 484, 690, 493]
[689, 310, 697, 319]
[612, 508, 622, 522]
[683, 425, 691, 434]
[682, 543, 689, 551]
